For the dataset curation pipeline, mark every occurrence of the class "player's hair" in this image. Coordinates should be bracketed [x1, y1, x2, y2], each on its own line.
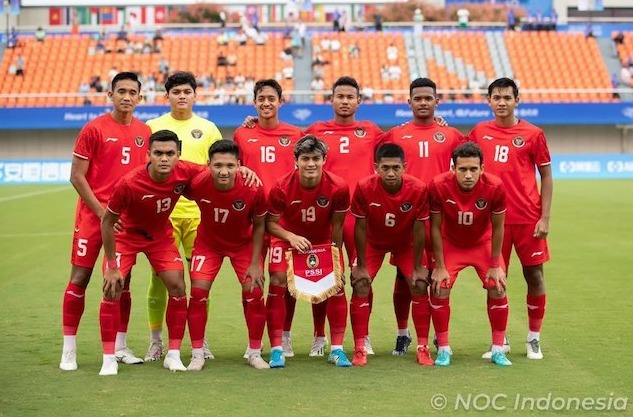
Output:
[375, 143, 405, 163]
[332, 76, 360, 96]
[254, 79, 282, 99]
[165, 71, 197, 93]
[149, 129, 180, 149]
[208, 139, 240, 160]
[451, 141, 483, 165]
[488, 77, 519, 98]
[294, 135, 328, 158]
[111, 72, 141, 92]
[409, 77, 437, 96]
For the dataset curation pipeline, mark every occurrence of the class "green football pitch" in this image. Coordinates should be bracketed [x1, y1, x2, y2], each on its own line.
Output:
[0, 181, 631, 417]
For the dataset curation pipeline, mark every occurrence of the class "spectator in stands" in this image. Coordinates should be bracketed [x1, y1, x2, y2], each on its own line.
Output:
[621, 66, 632, 86]
[89, 75, 103, 92]
[614, 32, 624, 45]
[152, 29, 164, 52]
[13, 54, 25, 76]
[116, 25, 129, 42]
[227, 53, 238, 66]
[312, 52, 329, 67]
[320, 36, 331, 51]
[349, 43, 360, 58]
[220, 11, 227, 29]
[35, 26, 46, 42]
[255, 30, 267, 45]
[217, 51, 228, 67]
[311, 76, 324, 93]
[457, 8, 470, 29]
[159, 56, 170, 75]
[235, 29, 248, 46]
[506, 8, 516, 31]
[282, 65, 294, 80]
[361, 85, 374, 102]
[388, 64, 402, 81]
[585, 24, 595, 39]
[341, 11, 350, 32]
[218, 31, 229, 46]
[297, 20, 307, 48]
[7, 27, 18, 49]
[281, 47, 293, 61]
[386, 43, 398, 62]
[550, 9, 558, 30]
[142, 34, 153, 54]
[108, 66, 118, 81]
[381, 64, 390, 83]
[333, 9, 342, 32]
[373, 13, 383, 32]
[331, 37, 341, 52]
[79, 81, 90, 95]
[290, 27, 302, 58]
[413, 8, 424, 36]
[611, 73, 621, 100]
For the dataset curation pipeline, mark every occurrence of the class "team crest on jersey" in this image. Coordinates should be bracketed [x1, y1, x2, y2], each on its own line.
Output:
[306, 253, 319, 268]
[232, 199, 246, 211]
[316, 196, 329, 208]
[278, 136, 291, 147]
[174, 184, 186, 194]
[512, 136, 525, 148]
[475, 198, 488, 210]
[354, 127, 366, 138]
[191, 129, 203, 139]
[400, 202, 413, 212]
[135, 136, 145, 147]
[433, 132, 446, 143]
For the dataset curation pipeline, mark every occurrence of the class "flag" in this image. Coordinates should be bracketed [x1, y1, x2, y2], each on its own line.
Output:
[154, 6, 167, 24]
[49, 7, 63, 25]
[10, 0, 20, 16]
[126, 6, 142, 27]
[101, 7, 116, 25]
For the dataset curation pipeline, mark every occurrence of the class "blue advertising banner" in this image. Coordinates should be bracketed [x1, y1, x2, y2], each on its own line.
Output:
[3, 154, 633, 184]
[1, 103, 633, 130]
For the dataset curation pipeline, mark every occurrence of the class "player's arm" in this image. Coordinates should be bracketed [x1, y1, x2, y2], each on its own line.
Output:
[239, 166, 262, 187]
[487, 211, 507, 294]
[100, 209, 125, 299]
[430, 212, 449, 296]
[351, 216, 370, 285]
[411, 219, 429, 287]
[266, 214, 312, 252]
[70, 156, 105, 218]
[535, 164, 553, 238]
[245, 215, 266, 291]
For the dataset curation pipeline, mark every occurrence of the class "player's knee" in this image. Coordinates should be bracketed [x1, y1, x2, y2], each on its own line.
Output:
[70, 266, 92, 287]
[352, 278, 371, 296]
[523, 265, 544, 287]
[411, 280, 429, 295]
[487, 288, 506, 299]
[269, 272, 287, 287]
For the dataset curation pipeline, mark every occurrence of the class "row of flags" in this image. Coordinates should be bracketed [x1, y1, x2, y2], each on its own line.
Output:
[49, 6, 168, 26]
[0, 0, 20, 16]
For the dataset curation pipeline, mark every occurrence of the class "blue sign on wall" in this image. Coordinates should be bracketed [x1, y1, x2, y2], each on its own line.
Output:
[1, 103, 633, 130]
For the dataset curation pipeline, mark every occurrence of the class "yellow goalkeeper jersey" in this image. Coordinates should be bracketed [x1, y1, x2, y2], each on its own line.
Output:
[146, 112, 222, 218]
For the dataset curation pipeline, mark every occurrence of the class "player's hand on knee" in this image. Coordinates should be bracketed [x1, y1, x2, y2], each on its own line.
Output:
[245, 264, 265, 291]
[431, 267, 450, 296]
[487, 267, 507, 295]
[411, 266, 430, 289]
[103, 269, 123, 299]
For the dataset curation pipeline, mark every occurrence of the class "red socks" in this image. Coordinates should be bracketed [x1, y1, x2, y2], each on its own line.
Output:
[243, 287, 266, 350]
[312, 301, 327, 338]
[527, 293, 546, 332]
[118, 284, 131, 333]
[166, 295, 187, 350]
[393, 270, 412, 330]
[487, 296, 509, 346]
[350, 295, 370, 349]
[430, 295, 451, 347]
[266, 285, 286, 347]
[62, 282, 86, 336]
[188, 287, 208, 349]
[99, 298, 120, 354]
[283, 288, 296, 332]
[326, 288, 348, 346]
[411, 293, 431, 346]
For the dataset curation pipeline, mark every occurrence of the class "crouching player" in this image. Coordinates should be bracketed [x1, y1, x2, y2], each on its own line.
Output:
[265, 135, 352, 368]
[99, 130, 205, 375]
[183, 140, 269, 371]
[350, 143, 432, 366]
[429, 142, 511, 367]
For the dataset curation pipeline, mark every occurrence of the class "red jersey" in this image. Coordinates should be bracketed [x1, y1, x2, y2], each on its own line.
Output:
[184, 171, 267, 251]
[304, 120, 382, 194]
[351, 173, 429, 251]
[378, 121, 464, 184]
[429, 171, 506, 248]
[233, 122, 303, 194]
[72, 113, 151, 203]
[268, 170, 350, 244]
[467, 120, 551, 225]
[107, 161, 205, 250]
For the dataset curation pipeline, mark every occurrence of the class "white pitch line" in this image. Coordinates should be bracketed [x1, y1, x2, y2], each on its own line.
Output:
[0, 231, 70, 238]
[0, 186, 70, 203]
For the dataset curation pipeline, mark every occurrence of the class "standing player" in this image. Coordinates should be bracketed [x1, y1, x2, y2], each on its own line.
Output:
[144, 71, 223, 362]
[234, 79, 304, 358]
[265, 136, 352, 368]
[60, 72, 151, 371]
[304, 76, 383, 356]
[467, 77, 552, 360]
[183, 140, 269, 371]
[350, 143, 432, 366]
[428, 142, 511, 367]
[99, 130, 205, 375]
[379, 77, 464, 356]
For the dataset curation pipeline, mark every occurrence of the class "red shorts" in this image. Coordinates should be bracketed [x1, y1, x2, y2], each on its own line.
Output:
[366, 245, 414, 279]
[105, 246, 184, 277]
[389, 222, 433, 270]
[502, 224, 550, 268]
[71, 202, 103, 268]
[441, 239, 506, 290]
[342, 212, 356, 265]
[190, 244, 261, 284]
